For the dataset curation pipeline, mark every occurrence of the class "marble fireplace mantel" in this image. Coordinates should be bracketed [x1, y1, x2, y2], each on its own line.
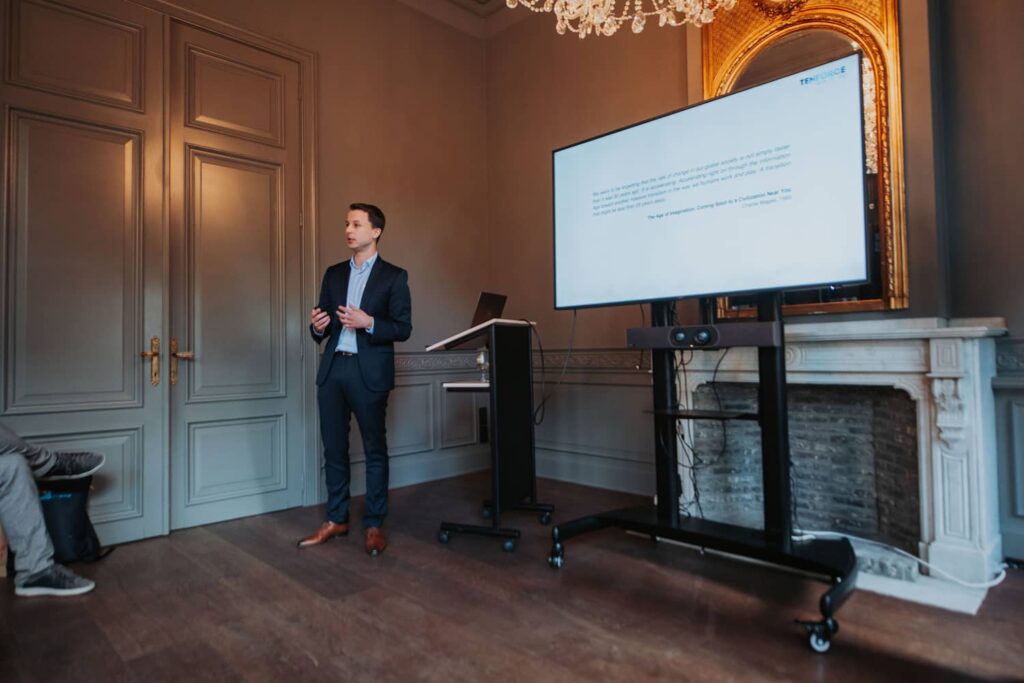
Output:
[675, 317, 1007, 591]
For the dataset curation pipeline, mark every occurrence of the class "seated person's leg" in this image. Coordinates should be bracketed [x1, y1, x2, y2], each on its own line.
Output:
[0, 421, 56, 476]
[0, 421, 104, 480]
[0, 453, 94, 597]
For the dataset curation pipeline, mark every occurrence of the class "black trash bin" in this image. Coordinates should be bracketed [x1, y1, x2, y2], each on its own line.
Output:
[37, 475, 103, 564]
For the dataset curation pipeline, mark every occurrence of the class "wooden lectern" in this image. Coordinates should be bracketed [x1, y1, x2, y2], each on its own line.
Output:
[426, 319, 553, 552]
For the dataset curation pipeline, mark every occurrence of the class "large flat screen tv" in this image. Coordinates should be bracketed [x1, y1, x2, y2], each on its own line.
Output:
[553, 53, 867, 310]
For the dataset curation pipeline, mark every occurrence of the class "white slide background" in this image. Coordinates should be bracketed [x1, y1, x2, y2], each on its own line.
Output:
[554, 54, 867, 309]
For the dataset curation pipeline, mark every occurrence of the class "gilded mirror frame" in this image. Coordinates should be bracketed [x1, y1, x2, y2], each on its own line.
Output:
[703, 0, 908, 316]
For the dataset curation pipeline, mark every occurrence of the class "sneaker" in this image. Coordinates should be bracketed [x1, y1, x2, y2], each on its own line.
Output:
[14, 564, 95, 597]
[38, 451, 105, 480]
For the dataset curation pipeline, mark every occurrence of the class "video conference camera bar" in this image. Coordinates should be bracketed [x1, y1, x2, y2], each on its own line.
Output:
[626, 321, 780, 350]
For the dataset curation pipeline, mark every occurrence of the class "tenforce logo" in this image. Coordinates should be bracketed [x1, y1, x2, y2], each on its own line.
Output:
[800, 65, 847, 86]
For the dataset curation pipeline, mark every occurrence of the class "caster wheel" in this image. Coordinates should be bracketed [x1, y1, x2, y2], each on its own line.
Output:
[481, 507, 492, 519]
[502, 539, 516, 553]
[548, 553, 564, 569]
[798, 619, 835, 654]
[808, 632, 831, 654]
[539, 511, 552, 525]
[438, 531, 450, 544]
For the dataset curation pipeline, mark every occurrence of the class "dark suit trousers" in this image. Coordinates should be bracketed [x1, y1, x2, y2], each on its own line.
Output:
[317, 353, 390, 527]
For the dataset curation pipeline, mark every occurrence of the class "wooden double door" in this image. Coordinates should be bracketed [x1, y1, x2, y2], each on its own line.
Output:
[1, 0, 311, 543]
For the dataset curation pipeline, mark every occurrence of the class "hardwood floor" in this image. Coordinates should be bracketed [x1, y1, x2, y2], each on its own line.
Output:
[2, 473, 1022, 682]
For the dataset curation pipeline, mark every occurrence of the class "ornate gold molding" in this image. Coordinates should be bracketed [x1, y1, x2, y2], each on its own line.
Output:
[703, 0, 908, 317]
[752, 0, 809, 20]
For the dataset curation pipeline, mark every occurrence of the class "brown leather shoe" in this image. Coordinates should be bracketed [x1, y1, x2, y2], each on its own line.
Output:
[365, 527, 387, 556]
[297, 520, 349, 548]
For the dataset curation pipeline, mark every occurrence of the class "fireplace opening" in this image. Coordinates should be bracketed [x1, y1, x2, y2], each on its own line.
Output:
[688, 383, 920, 556]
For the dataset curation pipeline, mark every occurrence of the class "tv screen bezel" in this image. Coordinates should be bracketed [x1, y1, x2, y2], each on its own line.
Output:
[551, 51, 869, 311]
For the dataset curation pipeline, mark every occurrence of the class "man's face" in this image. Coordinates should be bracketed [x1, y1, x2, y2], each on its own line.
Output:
[345, 210, 380, 253]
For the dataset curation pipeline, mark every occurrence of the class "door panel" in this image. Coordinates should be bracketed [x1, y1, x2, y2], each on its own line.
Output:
[31, 427, 143, 524]
[1, 0, 166, 545]
[169, 21, 304, 529]
[186, 148, 284, 400]
[186, 415, 286, 503]
[8, 111, 141, 410]
[186, 46, 284, 146]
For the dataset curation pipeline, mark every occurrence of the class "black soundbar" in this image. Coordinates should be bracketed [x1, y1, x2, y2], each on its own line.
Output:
[626, 321, 781, 350]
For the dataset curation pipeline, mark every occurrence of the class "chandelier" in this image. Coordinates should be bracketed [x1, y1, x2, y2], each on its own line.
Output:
[505, 0, 738, 39]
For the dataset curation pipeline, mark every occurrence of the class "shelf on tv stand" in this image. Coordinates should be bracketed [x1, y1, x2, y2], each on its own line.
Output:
[646, 408, 759, 421]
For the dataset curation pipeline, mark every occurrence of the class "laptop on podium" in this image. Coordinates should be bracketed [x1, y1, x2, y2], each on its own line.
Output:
[471, 292, 507, 327]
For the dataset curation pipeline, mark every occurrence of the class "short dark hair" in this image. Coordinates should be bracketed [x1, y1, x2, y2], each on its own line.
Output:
[350, 203, 386, 241]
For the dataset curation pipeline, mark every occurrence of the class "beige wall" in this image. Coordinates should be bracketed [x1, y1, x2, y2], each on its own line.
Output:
[484, 3, 950, 348]
[940, 0, 1024, 337]
[160, 0, 1017, 345]
[486, 13, 691, 348]
[168, 0, 491, 350]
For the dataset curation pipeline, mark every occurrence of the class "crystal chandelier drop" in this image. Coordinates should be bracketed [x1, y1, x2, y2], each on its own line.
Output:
[505, 0, 738, 39]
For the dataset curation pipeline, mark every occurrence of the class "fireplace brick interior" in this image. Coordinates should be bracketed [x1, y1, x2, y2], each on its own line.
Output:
[689, 383, 920, 555]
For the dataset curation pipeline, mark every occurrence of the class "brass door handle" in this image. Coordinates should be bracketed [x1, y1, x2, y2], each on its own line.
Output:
[140, 336, 160, 386]
[170, 338, 195, 385]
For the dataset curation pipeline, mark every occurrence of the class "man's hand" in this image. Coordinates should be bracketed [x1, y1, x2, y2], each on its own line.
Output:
[337, 305, 373, 330]
[310, 307, 330, 334]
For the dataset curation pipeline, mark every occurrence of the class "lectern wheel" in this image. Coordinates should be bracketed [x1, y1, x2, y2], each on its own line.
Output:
[502, 539, 516, 553]
[481, 507, 492, 519]
[539, 511, 552, 525]
[438, 531, 450, 544]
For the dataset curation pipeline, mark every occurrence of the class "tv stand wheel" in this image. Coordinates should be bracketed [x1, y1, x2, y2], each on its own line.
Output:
[502, 538, 516, 553]
[481, 506, 492, 519]
[799, 619, 836, 654]
[808, 631, 831, 654]
[539, 511, 552, 525]
[438, 530, 450, 544]
[548, 542, 564, 569]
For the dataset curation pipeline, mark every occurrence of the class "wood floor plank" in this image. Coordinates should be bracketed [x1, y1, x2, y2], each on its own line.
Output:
[1, 474, 1021, 682]
[123, 640, 245, 683]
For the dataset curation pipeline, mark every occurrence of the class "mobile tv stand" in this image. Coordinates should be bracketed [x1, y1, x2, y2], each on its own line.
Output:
[546, 292, 857, 653]
[427, 319, 553, 552]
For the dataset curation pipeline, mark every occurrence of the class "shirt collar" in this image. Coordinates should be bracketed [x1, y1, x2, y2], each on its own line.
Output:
[350, 252, 378, 273]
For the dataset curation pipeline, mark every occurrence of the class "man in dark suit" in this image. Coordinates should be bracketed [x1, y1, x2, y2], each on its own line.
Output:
[299, 203, 412, 555]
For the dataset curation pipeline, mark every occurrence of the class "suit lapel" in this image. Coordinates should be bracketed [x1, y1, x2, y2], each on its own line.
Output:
[360, 258, 388, 312]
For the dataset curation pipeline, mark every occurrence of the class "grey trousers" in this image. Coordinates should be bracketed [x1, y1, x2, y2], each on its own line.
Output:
[0, 422, 57, 580]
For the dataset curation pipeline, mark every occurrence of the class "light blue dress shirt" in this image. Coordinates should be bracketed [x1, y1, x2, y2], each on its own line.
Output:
[335, 253, 377, 353]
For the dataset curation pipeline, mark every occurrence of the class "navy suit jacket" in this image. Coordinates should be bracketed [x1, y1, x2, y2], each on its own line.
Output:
[310, 257, 412, 391]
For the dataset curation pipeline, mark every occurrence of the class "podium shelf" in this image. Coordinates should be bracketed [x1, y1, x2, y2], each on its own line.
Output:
[442, 381, 490, 392]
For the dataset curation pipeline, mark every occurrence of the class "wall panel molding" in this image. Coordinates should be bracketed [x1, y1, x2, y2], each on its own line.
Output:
[441, 379, 479, 449]
[532, 350, 654, 493]
[997, 338, 1024, 373]
[396, 351, 478, 374]
[350, 382, 434, 460]
[996, 392, 1024, 559]
[1009, 400, 1024, 519]
[7, 0, 144, 110]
